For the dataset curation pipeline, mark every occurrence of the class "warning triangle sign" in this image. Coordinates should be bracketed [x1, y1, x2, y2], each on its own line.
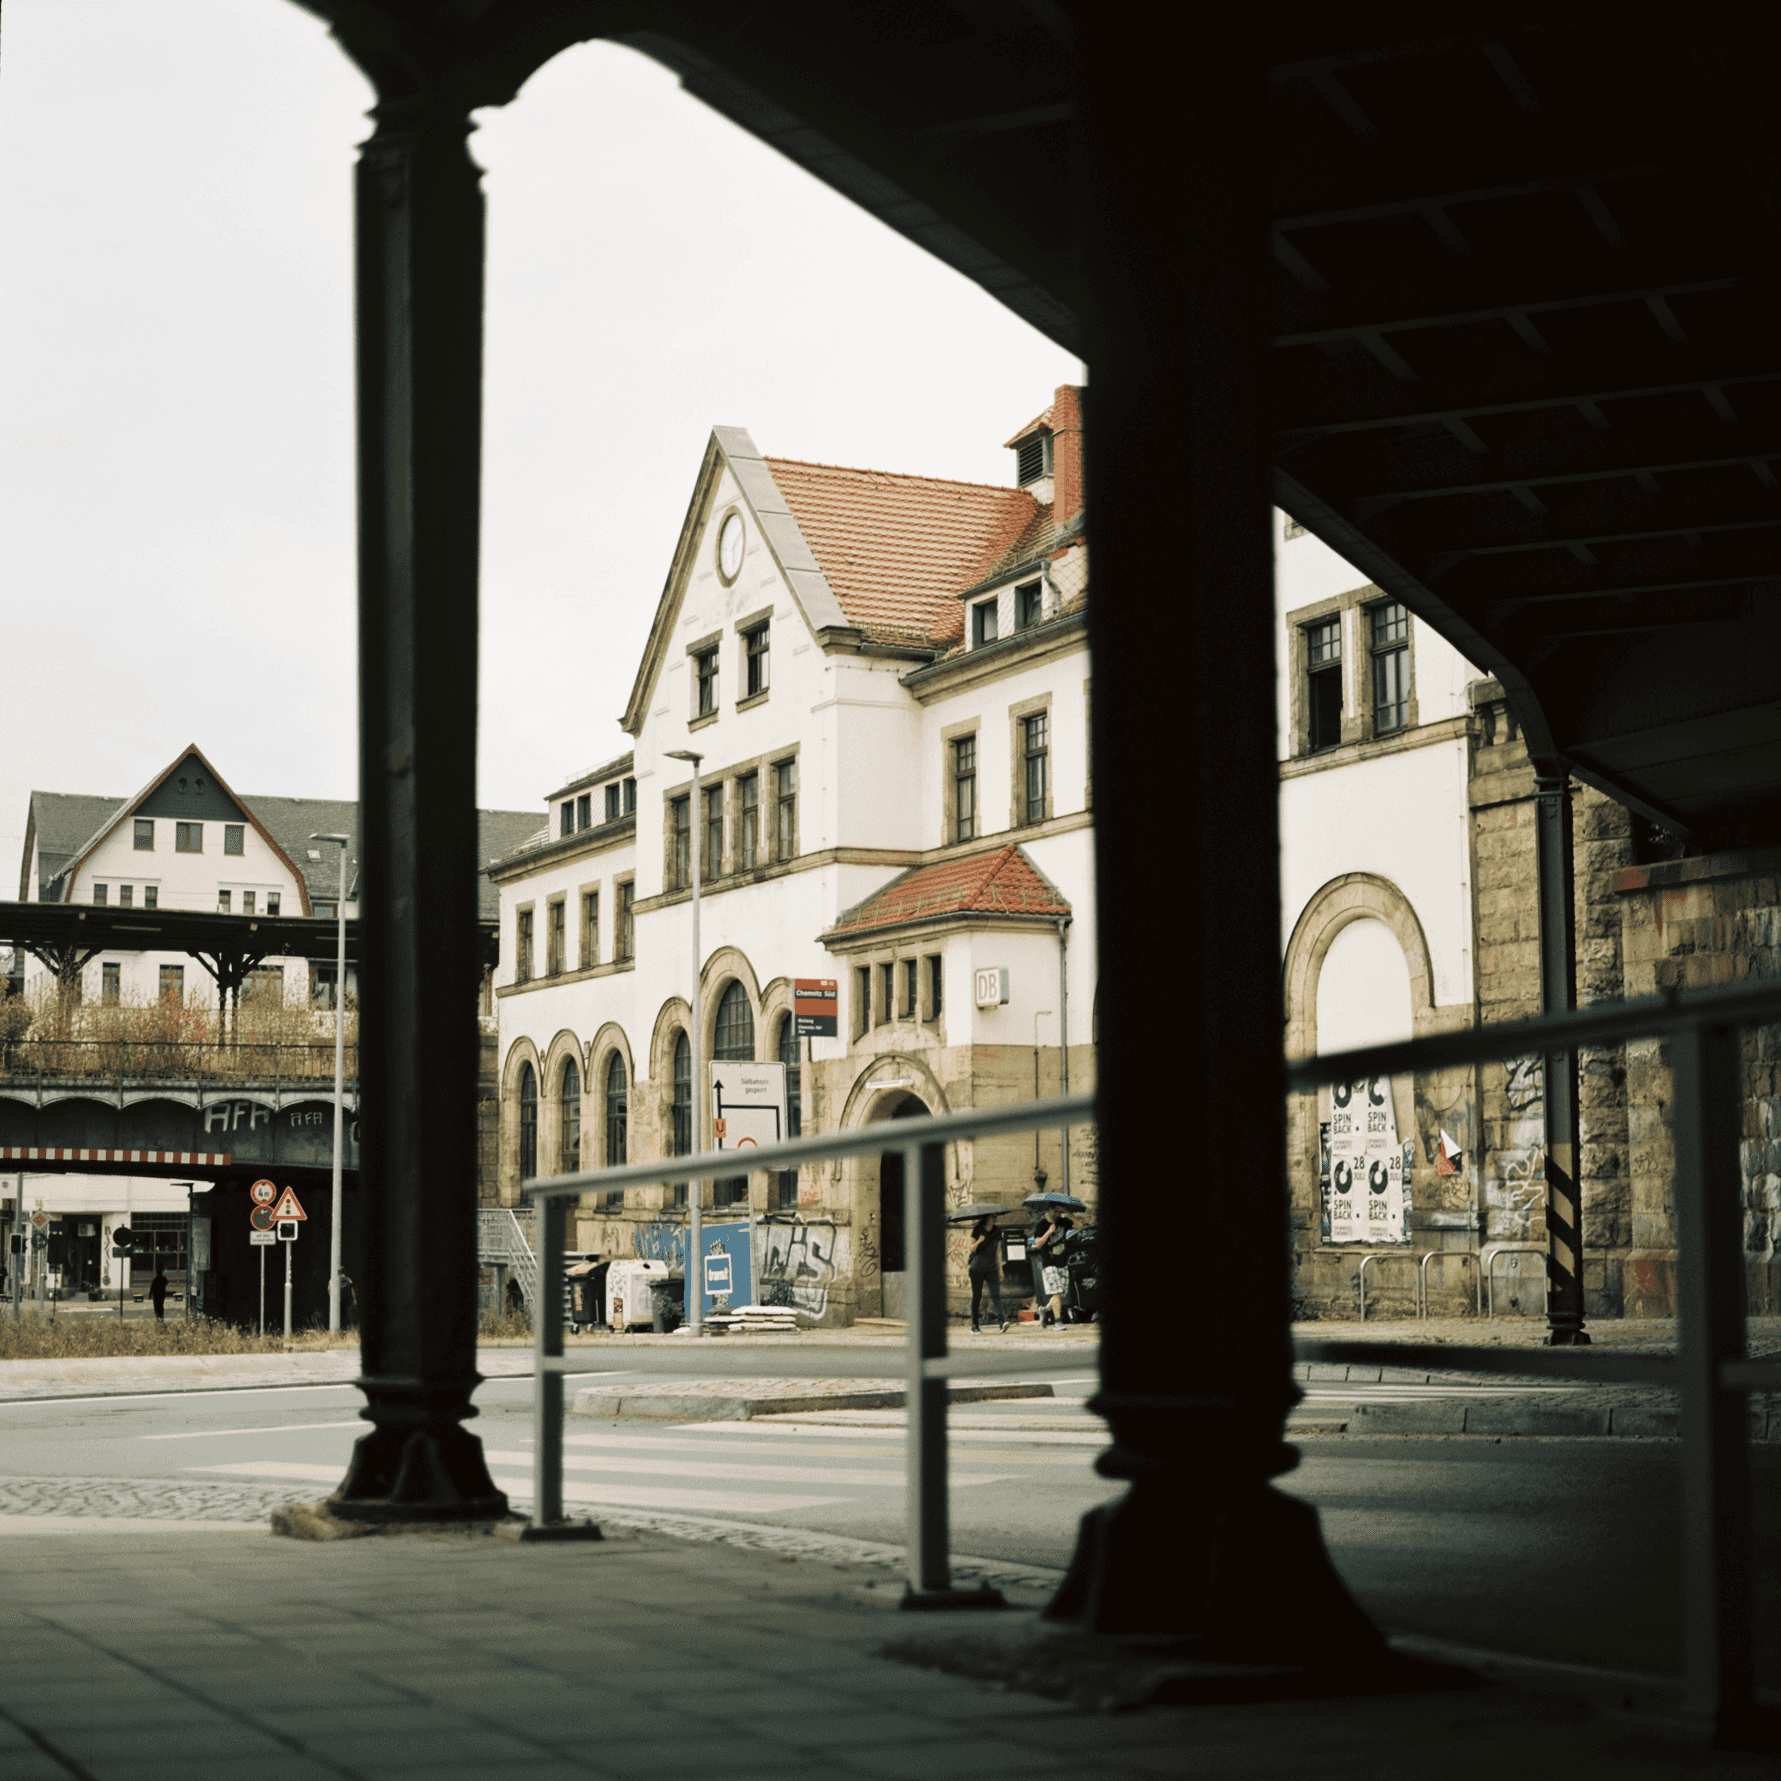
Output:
[269, 1186, 307, 1221]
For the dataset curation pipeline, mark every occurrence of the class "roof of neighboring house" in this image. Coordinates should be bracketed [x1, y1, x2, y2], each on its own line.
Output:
[22, 778, 535, 923]
[824, 843, 1071, 941]
[1002, 400, 1057, 447]
[765, 458, 1038, 651]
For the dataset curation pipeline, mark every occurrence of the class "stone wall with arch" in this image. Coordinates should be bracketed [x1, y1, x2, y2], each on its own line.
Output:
[1282, 872, 1478, 1316]
[496, 1035, 542, 1208]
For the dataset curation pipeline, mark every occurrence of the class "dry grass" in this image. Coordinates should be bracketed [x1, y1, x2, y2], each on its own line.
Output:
[0, 1312, 358, 1362]
[477, 1308, 534, 1340]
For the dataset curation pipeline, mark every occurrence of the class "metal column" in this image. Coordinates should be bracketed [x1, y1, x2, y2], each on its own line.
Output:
[330, 94, 503, 1521]
[532, 1196, 566, 1527]
[1671, 1022, 1757, 1742]
[1534, 768, 1588, 1346]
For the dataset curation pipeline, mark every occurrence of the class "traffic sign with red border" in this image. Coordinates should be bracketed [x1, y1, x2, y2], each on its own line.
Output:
[269, 1186, 307, 1221]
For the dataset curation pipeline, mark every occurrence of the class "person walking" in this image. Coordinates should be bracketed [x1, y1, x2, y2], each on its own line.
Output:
[1030, 1210, 1073, 1328]
[150, 1267, 169, 1321]
[966, 1216, 1006, 1333]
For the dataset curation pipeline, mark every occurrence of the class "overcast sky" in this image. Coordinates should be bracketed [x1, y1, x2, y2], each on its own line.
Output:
[0, 0, 1080, 868]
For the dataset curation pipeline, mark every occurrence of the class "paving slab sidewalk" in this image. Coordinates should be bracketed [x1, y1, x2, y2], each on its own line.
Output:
[0, 1520, 1771, 1780]
[571, 1378, 1055, 1419]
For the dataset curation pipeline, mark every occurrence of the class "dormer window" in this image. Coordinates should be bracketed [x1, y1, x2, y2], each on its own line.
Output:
[1016, 580, 1042, 630]
[972, 600, 999, 648]
[1015, 432, 1051, 487]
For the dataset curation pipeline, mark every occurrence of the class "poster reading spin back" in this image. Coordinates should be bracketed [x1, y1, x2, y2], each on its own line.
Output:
[1327, 1078, 1409, 1245]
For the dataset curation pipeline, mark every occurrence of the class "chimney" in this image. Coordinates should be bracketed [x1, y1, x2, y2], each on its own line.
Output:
[1048, 384, 1084, 527]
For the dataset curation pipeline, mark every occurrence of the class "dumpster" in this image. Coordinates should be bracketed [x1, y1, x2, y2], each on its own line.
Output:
[566, 1259, 609, 1333]
[649, 1276, 686, 1334]
[606, 1259, 666, 1331]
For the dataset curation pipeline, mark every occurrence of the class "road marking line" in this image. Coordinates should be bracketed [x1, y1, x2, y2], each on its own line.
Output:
[186, 1461, 342, 1482]
[670, 1420, 1104, 1444]
[141, 1420, 364, 1441]
[487, 1476, 847, 1514]
[480, 1449, 1012, 1488]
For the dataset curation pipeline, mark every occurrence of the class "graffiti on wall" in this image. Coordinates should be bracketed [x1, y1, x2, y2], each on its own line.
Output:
[632, 1217, 684, 1269]
[758, 1217, 849, 1318]
[1486, 1056, 1546, 1239]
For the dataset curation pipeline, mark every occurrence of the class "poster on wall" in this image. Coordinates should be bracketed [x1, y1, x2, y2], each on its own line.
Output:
[1327, 1077, 1410, 1245]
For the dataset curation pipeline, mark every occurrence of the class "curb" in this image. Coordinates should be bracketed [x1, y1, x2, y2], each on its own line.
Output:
[1288, 1392, 1780, 1440]
[570, 1382, 1055, 1419]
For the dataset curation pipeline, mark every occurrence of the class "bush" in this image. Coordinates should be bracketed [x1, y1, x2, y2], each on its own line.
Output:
[0, 1312, 357, 1361]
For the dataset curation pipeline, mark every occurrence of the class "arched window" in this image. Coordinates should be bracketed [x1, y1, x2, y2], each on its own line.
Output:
[714, 980, 754, 1060]
[517, 1062, 537, 1183]
[713, 983, 754, 1207]
[671, 1030, 691, 1208]
[775, 1015, 801, 1210]
[559, 1057, 580, 1174]
[605, 1052, 628, 1167]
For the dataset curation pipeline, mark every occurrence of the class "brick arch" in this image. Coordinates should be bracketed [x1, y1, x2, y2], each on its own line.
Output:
[758, 976, 794, 1056]
[1282, 872, 1435, 1060]
[700, 946, 762, 1064]
[647, 996, 692, 1089]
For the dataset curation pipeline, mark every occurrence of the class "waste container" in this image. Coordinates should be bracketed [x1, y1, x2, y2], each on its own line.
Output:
[999, 1226, 1036, 1298]
[606, 1259, 666, 1331]
[649, 1276, 685, 1334]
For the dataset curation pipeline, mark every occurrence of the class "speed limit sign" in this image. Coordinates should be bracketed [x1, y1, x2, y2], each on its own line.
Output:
[250, 1180, 277, 1206]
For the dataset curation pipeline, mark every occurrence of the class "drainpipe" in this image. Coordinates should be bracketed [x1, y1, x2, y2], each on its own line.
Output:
[1056, 915, 1072, 1199]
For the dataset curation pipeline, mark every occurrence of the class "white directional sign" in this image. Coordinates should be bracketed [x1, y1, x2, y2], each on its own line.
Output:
[250, 1230, 276, 1247]
[710, 1062, 787, 1153]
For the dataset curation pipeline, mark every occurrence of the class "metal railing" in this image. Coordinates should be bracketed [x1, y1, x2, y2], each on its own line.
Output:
[1478, 1242, 1548, 1320]
[1416, 1248, 1480, 1319]
[1290, 973, 1781, 1739]
[523, 1089, 1096, 1602]
[477, 1208, 539, 1309]
[0, 1037, 359, 1083]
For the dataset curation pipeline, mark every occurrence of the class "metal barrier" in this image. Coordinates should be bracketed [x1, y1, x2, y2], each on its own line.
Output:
[522, 1089, 1096, 1604]
[1416, 1248, 1480, 1320]
[1479, 1243, 1548, 1321]
[1289, 973, 1781, 1739]
[1355, 1252, 1391, 1321]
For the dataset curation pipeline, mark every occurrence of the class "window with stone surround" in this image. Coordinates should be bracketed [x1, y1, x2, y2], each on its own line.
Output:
[743, 621, 770, 699]
[695, 645, 720, 718]
[580, 890, 599, 968]
[515, 906, 533, 983]
[616, 879, 635, 960]
[1306, 615, 1342, 752]
[948, 729, 978, 844]
[546, 897, 565, 977]
[738, 772, 760, 869]
[774, 758, 798, 861]
[670, 796, 691, 890]
[1370, 601, 1411, 733]
[518, 1063, 537, 1182]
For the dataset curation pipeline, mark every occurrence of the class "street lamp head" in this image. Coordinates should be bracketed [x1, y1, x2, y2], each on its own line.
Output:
[309, 833, 350, 846]
[664, 749, 702, 765]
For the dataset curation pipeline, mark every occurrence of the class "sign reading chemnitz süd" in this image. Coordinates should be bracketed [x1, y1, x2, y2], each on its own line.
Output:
[1327, 1078, 1409, 1245]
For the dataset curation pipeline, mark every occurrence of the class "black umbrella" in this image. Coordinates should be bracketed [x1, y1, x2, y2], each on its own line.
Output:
[946, 1201, 1015, 1224]
[1023, 1192, 1087, 1212]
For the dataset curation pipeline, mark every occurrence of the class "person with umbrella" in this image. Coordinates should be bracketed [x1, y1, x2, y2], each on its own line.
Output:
[948, 1201, 1010, 1333]
[1024, 1191, 1086, 1328]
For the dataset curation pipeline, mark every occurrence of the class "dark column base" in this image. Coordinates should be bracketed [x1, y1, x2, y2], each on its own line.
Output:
[329, 1373, 506, 1522]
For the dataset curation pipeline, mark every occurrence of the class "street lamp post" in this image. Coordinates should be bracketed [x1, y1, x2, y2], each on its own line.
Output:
[311, 833, 351, 1332]
[664, 749, 703, 1334]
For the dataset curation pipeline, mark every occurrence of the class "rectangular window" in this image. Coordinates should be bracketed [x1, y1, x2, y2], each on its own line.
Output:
[311, 961, 336, 1010]
[617, 881, 635, 960]
[972, 600, 998, 647]
[547, 899, 565, 976]
[703, 785, 724, 881]
[738, 773, 759, 869]
[878, 962, 895, 1026]
[927, 954, 944, 1020]
[604, 783, 621, 821]
[953, 736, 977, 843]
[576, 793, 591, 831]
[242, 892, 255, 915]
[744, 622, 770, 698]
[515, 908, 533, 983]
[159, 964, 184, 1003]
[102, 962, 120, 1005]
[561, 802, 574, 838]
[1371, 602, 1411, 733]
[1016, 580, 1042, 629]
[695, 646, 720, 717]
[143, 886, 158, 911]
[854, 966, 872, 1038]
[1306, 616, 1342, 752]
[266, 893, 280, 917]
[224, 825, 244, 856]
[775, 759, 797, 861]
[902, 959, 917, 1019]
[93, 884, 108, 906]
[133, 819, 154, 851]
[118, 885, 133, 909]
[176, 822, 202, 854]
[1023, 712, 1051, 825]
[578, 891, 598, 968]
[623, 777, 636, 814]
[671, 796, 691, 890]
[217, 891, 232, 913]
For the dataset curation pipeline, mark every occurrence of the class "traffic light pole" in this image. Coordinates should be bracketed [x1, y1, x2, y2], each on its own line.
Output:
[259, 1246, 266, 1338]
[284, 1238, 293, 1341]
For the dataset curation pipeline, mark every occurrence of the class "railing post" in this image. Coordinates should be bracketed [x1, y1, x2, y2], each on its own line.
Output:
[532, 1193, 565, 1528]
[904, 1140, 947, 1596]
[1672, 1021, 1757, 1743]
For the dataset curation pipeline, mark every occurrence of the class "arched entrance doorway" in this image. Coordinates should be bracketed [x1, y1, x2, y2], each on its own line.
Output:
[874, 1092, 928, 1317]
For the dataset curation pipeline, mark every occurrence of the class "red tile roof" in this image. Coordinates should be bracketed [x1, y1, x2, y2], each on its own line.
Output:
[766, 457, 1037, 649]
[1003, 401, 1056, 448]
[825, 843, 1071, 940]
